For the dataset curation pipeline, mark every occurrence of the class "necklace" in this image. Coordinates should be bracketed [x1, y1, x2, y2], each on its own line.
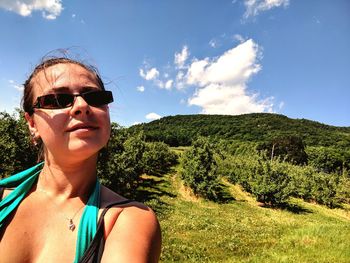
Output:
[37, 188, 86, 231]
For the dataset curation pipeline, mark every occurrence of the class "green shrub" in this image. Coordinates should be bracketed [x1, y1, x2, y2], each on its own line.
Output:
[306, 146, 349, 175]
[142, 141, 178, 176]
[180, 137, 221, 200]
[0, 111, 38, 178]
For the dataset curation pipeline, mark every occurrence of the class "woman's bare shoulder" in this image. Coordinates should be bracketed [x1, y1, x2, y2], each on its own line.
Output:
[99, 185, 161, 262]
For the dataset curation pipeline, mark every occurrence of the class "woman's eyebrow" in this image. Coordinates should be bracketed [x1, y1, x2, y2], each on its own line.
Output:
[49, 86, 71, 93]
[81, 86, 100, 92]
[44, 86, 100, 95]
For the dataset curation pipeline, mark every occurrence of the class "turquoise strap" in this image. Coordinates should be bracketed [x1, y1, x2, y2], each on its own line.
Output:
[74, 180, 100, 262]
[0, 163, 100, 262]
[0, 162, 43, 228]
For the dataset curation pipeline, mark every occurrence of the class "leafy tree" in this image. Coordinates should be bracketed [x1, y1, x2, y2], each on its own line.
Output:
[0, 110, 38, 178]
[97, 127, 146, 197]
[142, 141, 178, 176]
[257, 136, 308, 165]
[306, 146, 349, 175]
[181, 137, 220, 200]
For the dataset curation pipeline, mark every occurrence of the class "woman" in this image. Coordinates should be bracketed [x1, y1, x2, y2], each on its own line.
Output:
[0, 57, 161, 262]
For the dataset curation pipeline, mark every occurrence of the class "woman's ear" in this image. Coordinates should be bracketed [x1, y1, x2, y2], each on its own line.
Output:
[25, 112, 38, 138]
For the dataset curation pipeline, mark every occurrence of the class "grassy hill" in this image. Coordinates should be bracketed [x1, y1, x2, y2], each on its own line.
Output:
[129, 113, 350, 148]
[139, 166, 350, 263]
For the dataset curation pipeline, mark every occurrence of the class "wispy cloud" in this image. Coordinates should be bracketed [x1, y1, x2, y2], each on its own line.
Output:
[243, 0, 289, 19]
[9, 79, 24, 91]
[139, 65, 174, 90]
[0, 0, 63, 19]
[233, 34, 246, 43]
[136, 85, 145, 92]
[174, 46, 189, 69]
[140, 67, 159, 81]
[145, 112, 162, 120]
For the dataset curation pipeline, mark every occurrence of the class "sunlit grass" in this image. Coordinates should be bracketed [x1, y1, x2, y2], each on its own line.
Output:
[141, 171, 350, 263]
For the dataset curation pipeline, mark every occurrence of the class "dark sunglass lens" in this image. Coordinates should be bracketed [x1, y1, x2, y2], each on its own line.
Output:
[56, 94, 74, 108]
[40, 94, 60, 109]
[84, 91, 113, 107]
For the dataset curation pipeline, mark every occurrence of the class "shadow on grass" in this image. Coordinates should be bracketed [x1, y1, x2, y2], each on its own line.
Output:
[133, 173, 177, 217]
[213, 182, 236, 204]
[260, 202, 311, 214]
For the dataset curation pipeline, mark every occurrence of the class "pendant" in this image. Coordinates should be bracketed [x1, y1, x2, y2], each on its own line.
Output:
[68, 219, 76, 231]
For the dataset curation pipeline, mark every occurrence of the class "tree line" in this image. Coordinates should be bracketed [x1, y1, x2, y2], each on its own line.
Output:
[1, 110, 349, 208]
[180, 136, 350, 208]
[130, 113, 350, 149]
[0, 110, 177, 198]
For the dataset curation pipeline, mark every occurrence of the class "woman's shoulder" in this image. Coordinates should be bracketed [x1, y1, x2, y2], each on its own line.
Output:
[99, 185, 161, 262]
[99, 184, 157, 222]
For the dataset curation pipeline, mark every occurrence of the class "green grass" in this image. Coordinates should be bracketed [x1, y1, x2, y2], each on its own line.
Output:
[138, 170, 350, 263]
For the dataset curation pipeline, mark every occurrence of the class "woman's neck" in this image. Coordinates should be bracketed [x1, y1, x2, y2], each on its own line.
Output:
[37, 153, 98, 200]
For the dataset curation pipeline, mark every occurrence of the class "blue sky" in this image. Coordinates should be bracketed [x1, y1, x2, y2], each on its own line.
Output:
[0, 0, 349, 127]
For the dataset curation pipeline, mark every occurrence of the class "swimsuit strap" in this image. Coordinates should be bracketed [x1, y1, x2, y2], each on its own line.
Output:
[0, 162, 43, 228]
[78, 200, 134, 263]
[74, 180, 101, 263]
[0, 186, 4, 201]
[0, 163, 101, 263]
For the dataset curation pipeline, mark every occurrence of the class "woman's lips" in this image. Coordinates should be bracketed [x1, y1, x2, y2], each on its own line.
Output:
[66, 124, 98, 132]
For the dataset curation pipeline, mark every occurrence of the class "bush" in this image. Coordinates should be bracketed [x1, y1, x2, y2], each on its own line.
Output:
[257, 136, 308, 165]
[306, 146, 349, 175]
[0, 111, 38, 178]
[142, 141, 178, 176]
[97, 126, 146, 197]
[219, 153, 292, 206]
[180, 137, 221, 200]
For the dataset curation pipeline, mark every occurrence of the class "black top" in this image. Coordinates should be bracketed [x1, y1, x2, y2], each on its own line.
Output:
[0, 186, 4, 201]
[78, 199, 134, 263]
[0, 186, 133, 263]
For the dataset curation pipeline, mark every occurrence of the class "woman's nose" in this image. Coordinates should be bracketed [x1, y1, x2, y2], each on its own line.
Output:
[70, 95, 90, 116]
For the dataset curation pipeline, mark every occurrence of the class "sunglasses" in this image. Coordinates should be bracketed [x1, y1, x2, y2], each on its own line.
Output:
[31, 90, 113, 112]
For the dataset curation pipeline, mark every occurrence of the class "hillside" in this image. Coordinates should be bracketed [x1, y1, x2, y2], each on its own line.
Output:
[140, 167, 350, 263]
[129, 113, 350, 148]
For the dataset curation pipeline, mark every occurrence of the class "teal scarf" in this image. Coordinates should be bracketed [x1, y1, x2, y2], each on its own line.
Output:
[0, 163, 100, 262]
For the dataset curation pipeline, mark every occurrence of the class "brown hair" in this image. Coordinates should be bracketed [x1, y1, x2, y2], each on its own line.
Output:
[22, 57, 105, 115]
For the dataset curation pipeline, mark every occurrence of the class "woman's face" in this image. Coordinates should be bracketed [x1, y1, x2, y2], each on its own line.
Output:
[26, 63, 111, 161]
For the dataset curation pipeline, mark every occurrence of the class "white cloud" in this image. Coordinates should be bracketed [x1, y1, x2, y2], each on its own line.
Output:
[278, 101, 285, 110]
[140, 67, 159, 80]
[8, 79, 24, 91]
[233, 34, 246, 43]
[145, 112, 162, 120]
[136, 85, 145, 92]
[174, 46, 189, 69]
[186, 39, 274, 115]
[186, 39, 262, 87]
[0, 0, 63, 19]
[13, 85, 24, 91]
[188, 83, 273, 115]
[243, 0, 289, 18]
[165, 79, 173, 90]
[139, 39, 275, 115]
[209, 39, 218, 48]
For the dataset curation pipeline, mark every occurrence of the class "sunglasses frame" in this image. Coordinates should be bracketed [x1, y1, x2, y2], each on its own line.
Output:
[31, 90, 113, 112]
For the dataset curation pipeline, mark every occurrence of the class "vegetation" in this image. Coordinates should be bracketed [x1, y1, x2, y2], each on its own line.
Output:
[129, 113, 350, 149]
[1, 110, 350, 262]
[180, 137, 220, 200]
[155, 170, 350, 263]
[0, 111, 177, 199]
